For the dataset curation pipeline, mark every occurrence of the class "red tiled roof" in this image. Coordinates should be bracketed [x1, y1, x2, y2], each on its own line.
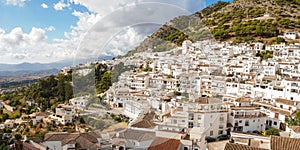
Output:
[271, 136, 300, 150]
[224, 143, 267, 150]
[274, 98, 299, 106]
[147, 137, 181, 150]
[44, 132, 100, 149]
[291, 126, 300, 133]
[131, 111, 157, 129]
[270, 107, 291, 116]
[22, 142, 40, 150]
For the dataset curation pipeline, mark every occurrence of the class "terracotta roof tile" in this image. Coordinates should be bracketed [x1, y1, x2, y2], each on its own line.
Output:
[113, 129, 155, 142]
[131, 111, 157, 129]
[224, 143, 267, 150]
[148, 137, 181, 150]
[271, 136, 300, 150]
[270, 107, 291, 116]
[44, 132, 100, 149]
[291, 126, 300, 133]
[274, 98, 299, 106]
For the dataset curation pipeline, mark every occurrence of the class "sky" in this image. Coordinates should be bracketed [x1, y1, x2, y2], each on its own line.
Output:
[0, 0, 231, 64]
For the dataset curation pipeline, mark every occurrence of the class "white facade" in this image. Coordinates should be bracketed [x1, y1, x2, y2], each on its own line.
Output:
[69, 96, 89, 108]
[164, 99, 228, 138]
[284, 32, 297, 40]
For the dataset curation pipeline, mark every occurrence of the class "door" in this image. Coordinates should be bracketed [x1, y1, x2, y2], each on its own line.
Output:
[280, 123, 286, 131]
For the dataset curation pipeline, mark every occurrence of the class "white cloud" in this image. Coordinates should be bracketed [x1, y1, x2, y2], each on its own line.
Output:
[0, 27, 74, 63]
[0, 28, 6, 35]
[54, 0, 70, 11]
[3, 0, 26, 6]
[41, 3, 48, 9]
[71, 2, 193, 60]
[0, 0, 208, 64]
[45, 26, 56, 31]
[71, 10, 101, 31]
[28, 27, 47, 42]
[69, 0, 205, 16]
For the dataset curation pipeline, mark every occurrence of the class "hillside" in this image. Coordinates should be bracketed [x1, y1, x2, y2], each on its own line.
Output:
[205, 0, 300, 43]
[124, 0, 299, 56]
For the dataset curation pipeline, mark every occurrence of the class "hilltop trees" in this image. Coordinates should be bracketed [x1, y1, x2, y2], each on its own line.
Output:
[0, 73, 74, 115]
[286, 112, 300, 127]
[95, 63, 112, 94]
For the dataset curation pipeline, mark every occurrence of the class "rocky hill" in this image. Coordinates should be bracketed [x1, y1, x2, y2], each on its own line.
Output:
[124, 0, 299, 56]
[205, 0, 299, 43]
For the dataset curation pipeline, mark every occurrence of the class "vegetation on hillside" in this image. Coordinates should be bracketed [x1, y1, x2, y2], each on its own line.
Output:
[286, 112, 300, 127]
[199, 1, 230, 17]
[205, 0, 300, 42]
[122, 0, 299, 57]
[0, 74, 73, 122]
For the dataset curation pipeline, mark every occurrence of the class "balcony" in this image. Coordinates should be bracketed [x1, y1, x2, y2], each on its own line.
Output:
[234, 114, 266, 119]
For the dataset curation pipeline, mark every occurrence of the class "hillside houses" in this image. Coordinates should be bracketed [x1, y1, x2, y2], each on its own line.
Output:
[96, 39, 300, 145]
[49, 104, 76, 125]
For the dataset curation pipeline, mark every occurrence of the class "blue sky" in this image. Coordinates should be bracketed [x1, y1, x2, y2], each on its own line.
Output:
[0, 0, 89, 40]
[0, 0, 231, 64]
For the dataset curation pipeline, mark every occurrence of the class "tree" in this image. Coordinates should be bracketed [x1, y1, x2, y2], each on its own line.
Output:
[64, 83, 73, 101]
[276, 37, 286, 43]
[286, 112, 300, 127]
[57, 74, 66, 102]
[97, 72, 112, 94]
[14, 134, 22, 140]
[265, 128, 279, 136]
[1, 113, 9, 122]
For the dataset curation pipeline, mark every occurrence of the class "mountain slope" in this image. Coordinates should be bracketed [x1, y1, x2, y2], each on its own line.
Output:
[125, 0, 299, 56]
[205, 0, 300, 43]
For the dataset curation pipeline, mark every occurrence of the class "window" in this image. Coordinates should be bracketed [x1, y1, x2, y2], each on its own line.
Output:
[220, 117, 224, 122]
[239, 120, 242, 123]
[189, 114, 194, 120]
[245, 120, 249, 126]
[198, 115, 202, 120]
[173, 120, 177, 124]
[218, 130, 223, 135]
[210, 131, 213, 136]
[253, 120, 255, 122]
[188, 122, 194, 128]
[274, 121, 277, 126]
[184, 147, 189, 150]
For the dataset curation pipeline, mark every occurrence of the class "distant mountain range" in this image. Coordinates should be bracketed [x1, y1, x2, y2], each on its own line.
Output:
[0, 55, 115, 75]
[0, 62, 68, 72]
[0, 60, 75, 77]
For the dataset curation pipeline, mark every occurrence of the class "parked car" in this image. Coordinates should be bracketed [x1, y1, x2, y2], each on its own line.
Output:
[217, 135, 230, 141]
[205, 136, 216, 143]
[252, 130, 262, 135]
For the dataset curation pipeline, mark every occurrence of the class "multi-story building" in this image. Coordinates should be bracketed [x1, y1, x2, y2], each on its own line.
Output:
[228, 97, 267, 133]
[163, 98, 228, 138]
[53, 104, 76, 125]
